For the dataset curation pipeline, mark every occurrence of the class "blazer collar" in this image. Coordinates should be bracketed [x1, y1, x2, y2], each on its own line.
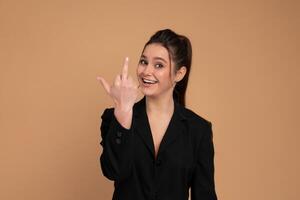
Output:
[133, 97, 187, 158]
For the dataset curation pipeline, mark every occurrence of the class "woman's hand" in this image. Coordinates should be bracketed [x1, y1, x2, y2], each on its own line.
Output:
[97, 57, 138, 129]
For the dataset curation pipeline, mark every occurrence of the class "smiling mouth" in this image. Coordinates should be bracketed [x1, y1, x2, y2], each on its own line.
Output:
[142, 78, 158, 84]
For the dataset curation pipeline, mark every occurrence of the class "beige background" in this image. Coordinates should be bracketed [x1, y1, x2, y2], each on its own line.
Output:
[0, 0, 299, 199]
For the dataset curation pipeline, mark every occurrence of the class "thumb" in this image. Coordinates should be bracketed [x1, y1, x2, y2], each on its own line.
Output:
[97, 76, 111, 94]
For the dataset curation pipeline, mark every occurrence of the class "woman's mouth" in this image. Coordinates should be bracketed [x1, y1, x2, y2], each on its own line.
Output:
[141, 78, 158, 87]
[141, 78, 158, 85]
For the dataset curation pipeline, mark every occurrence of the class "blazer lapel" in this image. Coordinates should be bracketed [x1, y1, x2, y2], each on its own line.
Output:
[157, 101, 187, 156]
[133, 98, 155, 156]
[133, 98, 187, 158]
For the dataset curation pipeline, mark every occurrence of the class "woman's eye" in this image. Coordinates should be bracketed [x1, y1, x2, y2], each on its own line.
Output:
[139, 59, 148, 65]
[155, 63, 164, 68]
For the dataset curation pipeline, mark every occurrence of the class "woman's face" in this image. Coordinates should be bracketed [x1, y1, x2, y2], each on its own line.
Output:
[136, 43, 177, 98]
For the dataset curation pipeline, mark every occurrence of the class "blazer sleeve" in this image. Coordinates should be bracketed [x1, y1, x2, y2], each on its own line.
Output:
[99, 108, 134, 182]
[191, 122, 218, 200]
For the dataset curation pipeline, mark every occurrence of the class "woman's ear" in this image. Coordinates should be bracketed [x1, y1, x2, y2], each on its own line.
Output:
[175, 66, 187, 82]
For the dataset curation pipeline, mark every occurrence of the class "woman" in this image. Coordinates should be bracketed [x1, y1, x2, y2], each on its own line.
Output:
[97, 29, 217, 200]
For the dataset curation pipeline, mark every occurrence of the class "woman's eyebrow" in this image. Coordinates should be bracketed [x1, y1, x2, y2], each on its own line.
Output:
[153, 57, 167, 63]
[140, 55, 167, 63]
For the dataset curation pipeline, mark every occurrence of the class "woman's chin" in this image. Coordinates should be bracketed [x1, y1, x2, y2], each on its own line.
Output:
[141, 91, 155, 96]
[140, 88, 156, 97]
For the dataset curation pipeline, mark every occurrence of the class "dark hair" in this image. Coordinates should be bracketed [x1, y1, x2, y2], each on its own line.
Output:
[142, 29, 192, 107]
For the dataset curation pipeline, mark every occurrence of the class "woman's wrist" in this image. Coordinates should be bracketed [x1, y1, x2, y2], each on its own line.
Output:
[114, 107, 133, 129]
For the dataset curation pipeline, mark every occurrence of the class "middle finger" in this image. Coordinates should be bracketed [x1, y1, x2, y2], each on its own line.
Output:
[121, 57, 129, 80]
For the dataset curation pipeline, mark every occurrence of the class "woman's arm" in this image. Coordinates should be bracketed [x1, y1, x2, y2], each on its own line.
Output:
[191, 122, 218, 200]
[99, 108, 134, 182]
[97, 57, 138, 182]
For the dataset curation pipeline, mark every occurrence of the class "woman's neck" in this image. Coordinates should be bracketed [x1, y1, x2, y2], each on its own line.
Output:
[145, 95, 174, 115]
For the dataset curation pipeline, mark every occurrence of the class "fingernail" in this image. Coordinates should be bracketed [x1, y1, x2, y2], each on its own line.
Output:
[126, 57, 129, 61]
[96, 76, 101, 80]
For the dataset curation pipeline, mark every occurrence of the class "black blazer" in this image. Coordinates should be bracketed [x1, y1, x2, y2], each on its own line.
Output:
[100, 97, 217, 200]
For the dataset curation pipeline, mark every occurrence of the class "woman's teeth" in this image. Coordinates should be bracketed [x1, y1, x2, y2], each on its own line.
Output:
[142, 78, 157, 84]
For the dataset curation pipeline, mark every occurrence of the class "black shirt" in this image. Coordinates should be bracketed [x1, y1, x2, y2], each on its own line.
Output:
[100, 97, 217, 200]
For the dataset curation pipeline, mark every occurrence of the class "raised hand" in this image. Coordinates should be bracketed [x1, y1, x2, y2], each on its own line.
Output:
[97, 57, 139, 129]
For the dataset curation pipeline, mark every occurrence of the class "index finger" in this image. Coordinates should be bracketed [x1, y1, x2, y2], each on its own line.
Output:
[97, 76, 111, 94]
[121, 57, 129, 80]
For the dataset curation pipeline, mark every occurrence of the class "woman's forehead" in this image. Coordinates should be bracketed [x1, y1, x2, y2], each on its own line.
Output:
[142, 43, 170, 61]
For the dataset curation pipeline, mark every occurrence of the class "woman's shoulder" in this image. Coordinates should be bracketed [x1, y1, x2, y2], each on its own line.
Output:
[179, 106, 214, 147]
[180, 105, 212, 129]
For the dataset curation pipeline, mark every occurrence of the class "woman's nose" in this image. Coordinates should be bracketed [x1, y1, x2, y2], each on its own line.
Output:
[142, 65, 153, 75]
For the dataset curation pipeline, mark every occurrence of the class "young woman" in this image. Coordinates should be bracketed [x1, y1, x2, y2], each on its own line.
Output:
[97, 29, 217, 200]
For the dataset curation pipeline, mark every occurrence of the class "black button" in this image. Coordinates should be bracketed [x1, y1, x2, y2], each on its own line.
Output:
[153, 159, 162, 166]
[117, 131, 123, 137]
[156, 159, 161, 166]
[115, 138, 121, 144]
